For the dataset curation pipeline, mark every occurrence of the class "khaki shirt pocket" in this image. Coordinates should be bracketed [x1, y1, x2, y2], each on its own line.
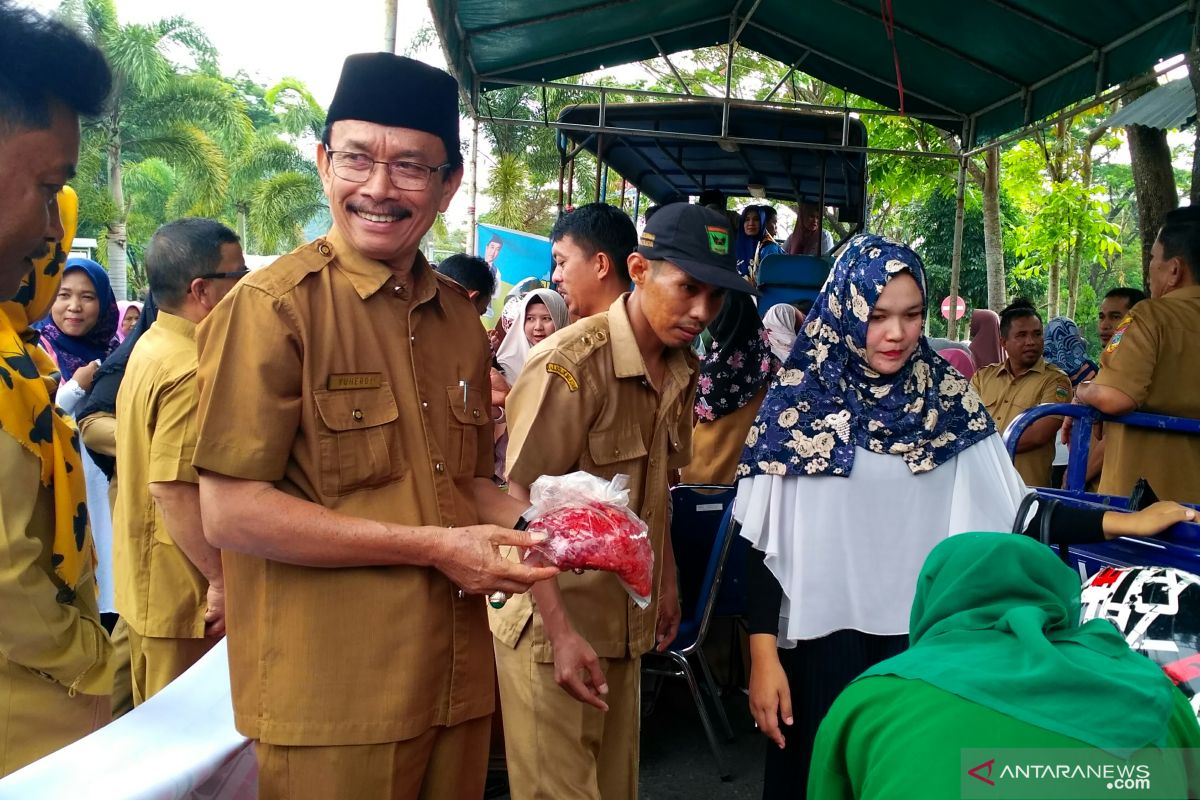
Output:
[588, 423, 648, 468]
[313, 383, 405, 496]
[446, 386, 489, 478]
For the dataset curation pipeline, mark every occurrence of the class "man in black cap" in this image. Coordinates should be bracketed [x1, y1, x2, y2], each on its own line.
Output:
[491, 204, 753, 799]
[191, 53, 557, 799]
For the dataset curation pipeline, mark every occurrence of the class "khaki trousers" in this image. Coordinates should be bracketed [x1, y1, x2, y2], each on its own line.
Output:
[108, 617, 134, 719]
[0, 659, 109, 777]
[256, 715, 491, 800]
[494, 630, 641, 800]
[127, 628, 217, 706]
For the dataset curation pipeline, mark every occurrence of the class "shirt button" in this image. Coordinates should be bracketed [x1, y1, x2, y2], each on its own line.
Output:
[352, 409, 364, 421]
[317, 243, 332, 256]
[473, 409, 481, 418]
[422, 401, 429, 409]
[613, 448, 621, 457]
[410, 335, 416, 342]
[435, 462, 445, 474]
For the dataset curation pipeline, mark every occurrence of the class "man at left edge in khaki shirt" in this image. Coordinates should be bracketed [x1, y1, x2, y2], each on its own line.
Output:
[112, 219, 246, 706]
[970, 302, 1071, 487]
[191, 53, 557, 800]
[0, 8, 114, 777]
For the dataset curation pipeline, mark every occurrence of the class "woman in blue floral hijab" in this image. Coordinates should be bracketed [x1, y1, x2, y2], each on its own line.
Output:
[737, 234, 1029, 799]
[1043, 316, 1098, 384]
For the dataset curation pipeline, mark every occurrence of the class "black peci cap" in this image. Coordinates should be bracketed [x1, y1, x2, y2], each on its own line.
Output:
[326, 53, 462, 166]
[638, 203, 754, 294]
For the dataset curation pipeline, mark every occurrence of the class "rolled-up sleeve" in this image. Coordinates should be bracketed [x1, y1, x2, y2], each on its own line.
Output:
[0, 436, 113, 695]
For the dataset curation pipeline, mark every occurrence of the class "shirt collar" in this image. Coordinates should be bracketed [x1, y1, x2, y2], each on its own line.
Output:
[998, 356, 1047, 378]
[606, 294, 695, 390]
[153, 310, 196, 340]
[323, 227, 441, 308]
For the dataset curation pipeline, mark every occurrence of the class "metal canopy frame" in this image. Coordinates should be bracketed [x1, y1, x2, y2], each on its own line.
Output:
[433, 0, 1195, 338]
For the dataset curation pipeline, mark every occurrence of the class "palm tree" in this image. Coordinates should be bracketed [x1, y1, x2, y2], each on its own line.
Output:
[59, 0, 252, 298]
[229, 132, 325, 254]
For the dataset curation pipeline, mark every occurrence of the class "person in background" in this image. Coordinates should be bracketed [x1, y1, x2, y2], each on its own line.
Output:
[762, 303, 801, 364]
[113, 300, 142, 346]
[191, 53, 557, 799]
[492, 203, 754, 800]
[643, 204, 662, 225]
[808, 533, 1200, 799]
[1098, 286, 1146, 348]
[1076, 206, 1200, 505]
[491, 288, 569, 482]
[970, 299, 1072, 488]
[435, 253, 497, 316]
[550, 201, 637, 321]
[1043, 317, 1097, 385]
[735, 205, 764, 278]
[0, 0, 114, 774]
[113, 218, 247, 705]
[969, 308, 1004, 368]
[784, 201, 834, 257]
[753, 206, 786, 278]
[34, 257, 120, 658]
[699, 187, 727, 211]
[682, 290, 773, 486]
[78, 293, 158, 720]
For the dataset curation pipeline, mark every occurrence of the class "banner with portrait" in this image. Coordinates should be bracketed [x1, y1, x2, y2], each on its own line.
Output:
[475, 223, 553, 323]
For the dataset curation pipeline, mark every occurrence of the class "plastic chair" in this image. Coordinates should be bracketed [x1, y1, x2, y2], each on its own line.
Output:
[644, 490, 741, 780]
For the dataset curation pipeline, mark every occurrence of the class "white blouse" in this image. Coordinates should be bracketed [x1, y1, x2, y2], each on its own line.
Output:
[734, 433, 1029, 645]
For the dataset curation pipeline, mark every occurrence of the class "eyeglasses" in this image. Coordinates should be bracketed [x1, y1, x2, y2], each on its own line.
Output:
[326, 150, 451, 191]
[198, 268, 251, 280]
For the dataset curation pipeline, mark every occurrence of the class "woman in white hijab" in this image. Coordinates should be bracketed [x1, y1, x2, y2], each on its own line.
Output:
[495, 288, 569, 386]
[761, 303, 801, 364]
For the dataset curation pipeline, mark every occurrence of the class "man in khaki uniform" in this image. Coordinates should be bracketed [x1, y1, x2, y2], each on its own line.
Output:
[0, 7, 114, 776]
[191, 54, 556, 800]
[1077, 206, 1200, 504]
[971, 300, 1072, 487]
[550, 202, 638, 321]
[492, 203, 755, 799]
[113, 219, 245, 705]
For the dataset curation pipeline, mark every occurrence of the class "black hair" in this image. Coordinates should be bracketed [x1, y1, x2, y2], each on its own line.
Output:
[698, 188, 727, 209]
[1103, 286, 1147, 309]
[643, 204, 662, 224]
[761, 205, 778, 223]
[0, 2, 111, 136]
[488, 234, 503, 246]
[550, 202, 637, 283]
[145, 218, 240, 308]
[999, 297, 1041, 338]
[1157, 205, 1200, 284]
[435, 253, 497, 303]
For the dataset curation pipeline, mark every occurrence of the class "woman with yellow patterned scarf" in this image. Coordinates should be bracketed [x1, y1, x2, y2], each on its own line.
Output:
[0, 187, 115, 777]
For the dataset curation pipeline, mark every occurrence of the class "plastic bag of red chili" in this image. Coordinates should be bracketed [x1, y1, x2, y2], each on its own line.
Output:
[525, 471, 654, 608]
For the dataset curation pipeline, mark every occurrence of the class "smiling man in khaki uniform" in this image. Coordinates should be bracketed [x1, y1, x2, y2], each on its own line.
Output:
[492, 203, 755, 799]
[191, 54, 557, 800]
[0, 6, 114, 776]
[113, 218, 246, 705]
[971, 300, 1071, 487]
[1077, 206, 1200, 504]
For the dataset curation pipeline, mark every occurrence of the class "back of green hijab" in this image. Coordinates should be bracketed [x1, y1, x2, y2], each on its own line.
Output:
[861, 532, 1177, 753]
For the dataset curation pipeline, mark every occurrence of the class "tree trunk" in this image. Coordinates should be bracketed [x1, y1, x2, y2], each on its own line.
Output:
[947, 160, 968, 340]
[1127, 123, 1178, 290]
[1067, 242, 1082, 320]
[1189, 48, 1200, 204]
[237, 207, 249, 252]
[383, 0, 397, 53]
[106, 140, 128, 300]
[981, 147, 1006, 312]
[1047, 246, 1060, 320]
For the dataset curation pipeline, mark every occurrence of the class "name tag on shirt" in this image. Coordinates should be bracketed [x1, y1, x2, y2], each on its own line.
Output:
[328, 373, 383, 391]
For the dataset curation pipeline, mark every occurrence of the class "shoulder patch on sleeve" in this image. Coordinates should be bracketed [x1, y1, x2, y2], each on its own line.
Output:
[1055, 385, 1070, 401]
[546, 362, 580, 392]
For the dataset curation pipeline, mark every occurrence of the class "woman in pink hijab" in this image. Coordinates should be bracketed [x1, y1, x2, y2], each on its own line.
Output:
[969, 309, 1004, 368]
[113, 300, 143, 345]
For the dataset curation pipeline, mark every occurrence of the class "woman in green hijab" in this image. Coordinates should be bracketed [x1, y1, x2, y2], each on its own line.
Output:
[808, 533, 1200, 799]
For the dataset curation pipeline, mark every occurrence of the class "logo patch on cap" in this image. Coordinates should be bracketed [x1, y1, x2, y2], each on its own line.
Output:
[640, 231, 656, 247]
[706, 226, 730, 255]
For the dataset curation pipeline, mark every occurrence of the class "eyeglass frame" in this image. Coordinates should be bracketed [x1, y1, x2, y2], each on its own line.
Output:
[325, 150, 453, 191]
[197, 268, 251, 280]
